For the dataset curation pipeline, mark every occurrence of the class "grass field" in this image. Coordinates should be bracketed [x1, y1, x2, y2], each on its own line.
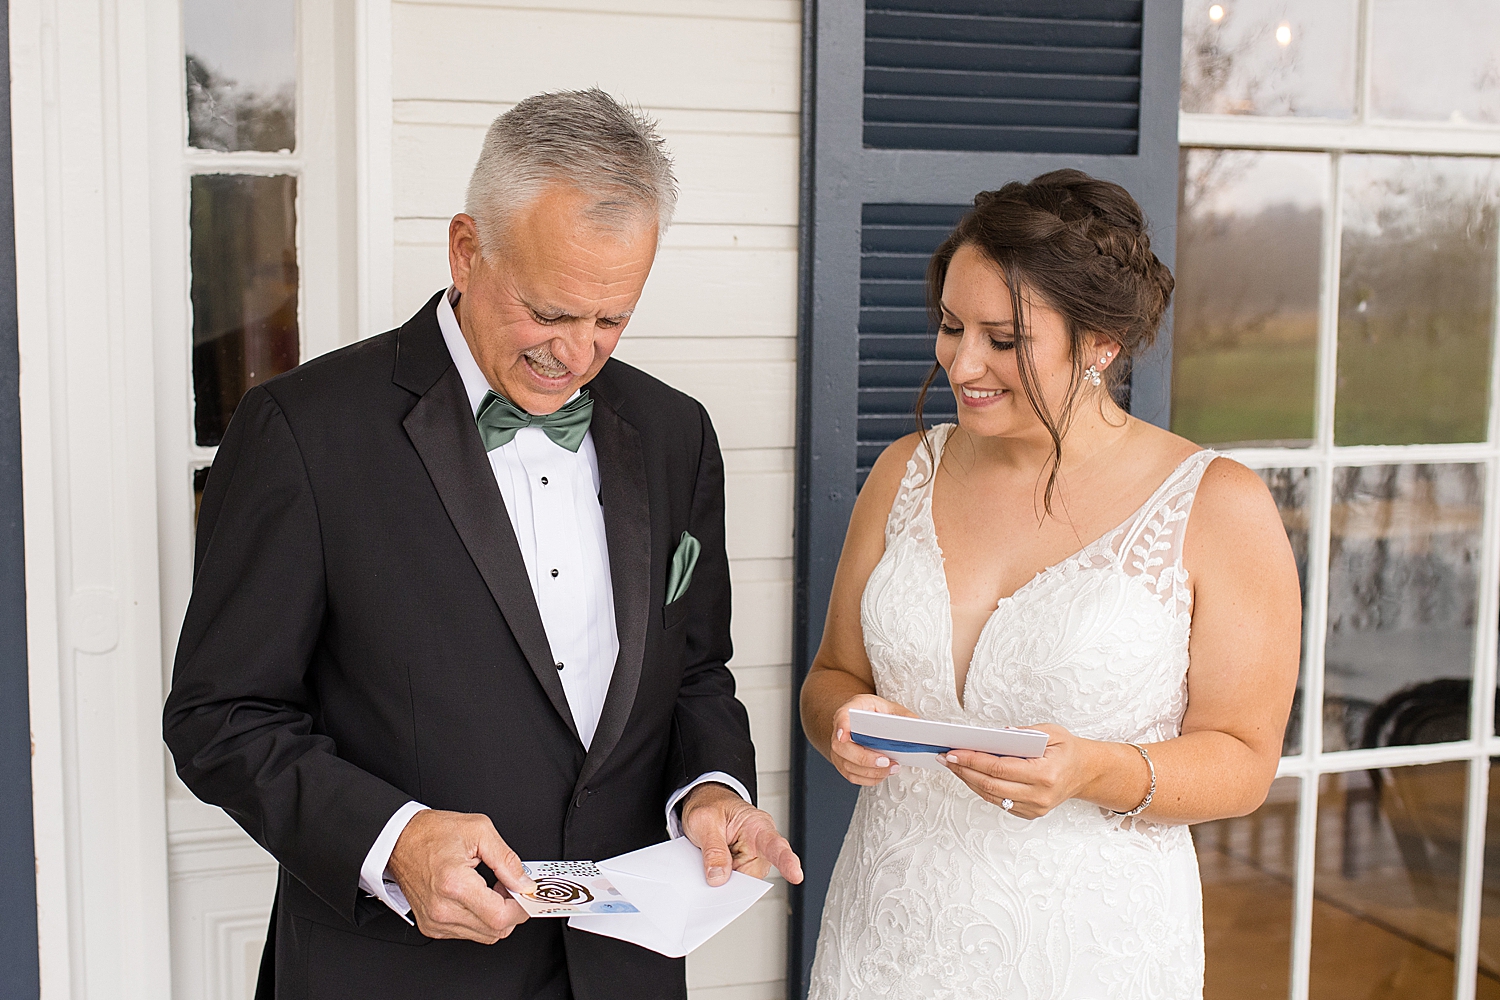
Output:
[1172, 343, 1318, 448]
[1171, 319, 1494, 447]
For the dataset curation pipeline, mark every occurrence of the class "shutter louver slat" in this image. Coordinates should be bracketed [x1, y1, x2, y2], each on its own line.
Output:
[857, 203, 969, 486]
[867, 94, 1140, 130]
[867, 11, 1141, 47]
[864, 1, 1143, 155]
[866, 68, 1140, 103]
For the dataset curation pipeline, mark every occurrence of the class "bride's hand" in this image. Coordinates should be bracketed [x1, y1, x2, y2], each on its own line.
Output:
[828, 694, 916, 786]
[941, 724, 1096, 819]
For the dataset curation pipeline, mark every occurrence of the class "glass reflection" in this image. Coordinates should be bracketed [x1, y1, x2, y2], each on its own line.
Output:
[1173, 149, 1326, 448]
[185, 0, 296, 152]
[191, 174, 300, 446]
[1311, 763, 1469, 999]
[1256, 468, 1312, 755]
[1370, 0, 1500, 125]
[1323, 464, 1482, 753]
[1335, 155, 1500, 446]
[1195, 775, 1298, 997]
[1180, 0, 1357, 118]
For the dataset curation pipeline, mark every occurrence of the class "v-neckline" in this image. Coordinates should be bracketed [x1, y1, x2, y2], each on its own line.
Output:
[924, 439, 1209, 711]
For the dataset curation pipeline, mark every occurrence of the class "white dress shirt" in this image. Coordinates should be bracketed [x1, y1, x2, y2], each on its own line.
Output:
[358, 290, 748, 918]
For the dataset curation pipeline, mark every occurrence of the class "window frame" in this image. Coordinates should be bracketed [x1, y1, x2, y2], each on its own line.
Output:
[1180, 3, 1500, 994]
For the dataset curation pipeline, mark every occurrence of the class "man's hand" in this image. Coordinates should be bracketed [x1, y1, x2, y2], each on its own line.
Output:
[387, 809, 537, 944]
[680, 783, 804, 888]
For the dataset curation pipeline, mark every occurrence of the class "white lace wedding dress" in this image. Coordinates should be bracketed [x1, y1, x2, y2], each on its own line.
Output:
[808, 424, 1216, 1000]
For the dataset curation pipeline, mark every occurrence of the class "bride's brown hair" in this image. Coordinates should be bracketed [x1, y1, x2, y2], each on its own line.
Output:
[917, 169, 1175, 513]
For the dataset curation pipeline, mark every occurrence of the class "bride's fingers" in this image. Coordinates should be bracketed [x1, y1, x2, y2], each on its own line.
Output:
[831, 731, 895, 773]
[944, 762, 1030, 807]
[943, 749, 1028, 781]
[838, 760, 899, 783]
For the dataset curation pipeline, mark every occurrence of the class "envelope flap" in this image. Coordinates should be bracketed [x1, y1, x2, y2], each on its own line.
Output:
[572, 838, 772, 958]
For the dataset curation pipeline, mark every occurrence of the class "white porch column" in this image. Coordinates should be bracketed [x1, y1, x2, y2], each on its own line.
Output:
[11, 0, 173, 995]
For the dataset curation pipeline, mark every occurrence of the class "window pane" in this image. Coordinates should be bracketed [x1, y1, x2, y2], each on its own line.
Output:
[1370, 0, 1500, 125]
[1323, 464, 1482, 753]
[1335, 155, 1500, 446]
[1180, 0, 1358, 118]
[1195, 775, 1298, 997]
[185, 0, 296, 152]
[191, 174, 300, 447]
[1172, 149, 1325, 448]
[1311, 763, 1468, 999]
[1256, 467, 1313, 755]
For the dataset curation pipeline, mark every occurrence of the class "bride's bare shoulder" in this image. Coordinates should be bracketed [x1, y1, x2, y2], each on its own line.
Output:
[1124, 416, 1204, 467]
[1125, 418, 1278, 532]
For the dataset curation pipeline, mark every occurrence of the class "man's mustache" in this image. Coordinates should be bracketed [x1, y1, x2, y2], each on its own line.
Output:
[523, 344, 570, 376]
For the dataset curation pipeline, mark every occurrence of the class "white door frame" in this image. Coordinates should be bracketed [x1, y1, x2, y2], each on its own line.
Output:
[13, 0, 392, 995]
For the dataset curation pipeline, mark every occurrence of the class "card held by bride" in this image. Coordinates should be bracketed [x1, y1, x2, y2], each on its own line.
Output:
[848, 708, 1048, 769]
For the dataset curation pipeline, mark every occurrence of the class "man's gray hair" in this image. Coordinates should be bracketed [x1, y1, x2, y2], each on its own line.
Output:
[464, 88, 678, 254]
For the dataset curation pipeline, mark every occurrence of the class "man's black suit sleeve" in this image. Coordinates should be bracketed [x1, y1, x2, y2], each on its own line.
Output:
[163, 386, 411, 922]
[669, 402, 758, 802]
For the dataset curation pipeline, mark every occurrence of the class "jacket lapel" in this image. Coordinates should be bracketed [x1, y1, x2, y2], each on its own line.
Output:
[578, 365, 651, 789]
[395, 300, 581, 744]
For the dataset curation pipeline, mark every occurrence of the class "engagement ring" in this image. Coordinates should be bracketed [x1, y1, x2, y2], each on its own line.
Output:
[1000, 798, 1014, 811]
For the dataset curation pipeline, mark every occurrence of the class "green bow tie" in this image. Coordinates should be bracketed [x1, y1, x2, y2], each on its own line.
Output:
[475, 389, 594, 453]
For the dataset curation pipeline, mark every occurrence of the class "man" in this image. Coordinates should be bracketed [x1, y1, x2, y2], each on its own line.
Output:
[163, 89, 802, 999]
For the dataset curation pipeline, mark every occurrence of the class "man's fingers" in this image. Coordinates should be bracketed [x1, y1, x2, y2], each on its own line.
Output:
[696, 824, 734, 887]
[476, 823, 536, 895]
[473, 890, 530, 939]
[454, 878, 529, 940]
[755, 825, 804, 884]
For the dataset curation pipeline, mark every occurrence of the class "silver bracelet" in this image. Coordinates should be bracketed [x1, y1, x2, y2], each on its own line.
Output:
[1112, 742, 1156, 818]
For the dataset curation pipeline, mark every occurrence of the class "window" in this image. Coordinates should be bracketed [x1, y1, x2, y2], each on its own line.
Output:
[1177, 2, 1500, 995]
[172, 0, 358, 531]
[184, 0, 302, 450]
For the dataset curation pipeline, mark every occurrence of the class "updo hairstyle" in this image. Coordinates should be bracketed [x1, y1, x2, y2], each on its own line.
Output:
[917, 168, 1175, 512]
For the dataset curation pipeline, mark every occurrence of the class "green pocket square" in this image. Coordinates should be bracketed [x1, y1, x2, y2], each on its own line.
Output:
[665, 531, 701, 605]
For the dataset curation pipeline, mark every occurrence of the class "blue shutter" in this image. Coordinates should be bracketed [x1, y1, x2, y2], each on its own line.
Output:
[865, 1, 1144, 154]
[857, 203, 965, 486]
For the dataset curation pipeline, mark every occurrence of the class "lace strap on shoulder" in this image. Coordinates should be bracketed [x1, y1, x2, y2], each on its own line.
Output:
[883, 424, 954, 544]
[1119, 450, 1220, 608]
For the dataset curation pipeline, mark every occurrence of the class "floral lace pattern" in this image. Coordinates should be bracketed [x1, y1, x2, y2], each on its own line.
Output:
[809, 425, 1217, 1000]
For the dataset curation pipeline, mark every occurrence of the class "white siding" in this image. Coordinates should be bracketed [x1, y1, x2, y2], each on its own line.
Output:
[390, 2, 801, 994]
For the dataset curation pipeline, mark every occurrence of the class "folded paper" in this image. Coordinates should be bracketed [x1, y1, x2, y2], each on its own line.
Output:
[567, 837, 771, 958]
[848, 708, 1048, 769]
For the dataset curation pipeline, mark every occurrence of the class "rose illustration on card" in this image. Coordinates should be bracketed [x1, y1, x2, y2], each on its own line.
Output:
[516, 861, 641, 917]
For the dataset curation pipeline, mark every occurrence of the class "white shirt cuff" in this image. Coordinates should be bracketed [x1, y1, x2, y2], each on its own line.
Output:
[358, 800, 430, 923]
[664, 772, 752, 839]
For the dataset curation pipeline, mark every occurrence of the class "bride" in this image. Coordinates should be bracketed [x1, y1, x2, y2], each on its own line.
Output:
[800, 170, 1301, 999]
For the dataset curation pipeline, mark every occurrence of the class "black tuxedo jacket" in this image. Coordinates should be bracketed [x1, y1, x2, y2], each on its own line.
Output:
[163, 292, 757, 1000]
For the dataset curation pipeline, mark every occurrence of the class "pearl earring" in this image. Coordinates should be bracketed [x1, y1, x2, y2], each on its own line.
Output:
[1084, 352, 1112, 388]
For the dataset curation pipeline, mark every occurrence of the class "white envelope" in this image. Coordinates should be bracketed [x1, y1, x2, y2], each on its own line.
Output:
[848, 708, 1049, 769]
[566, 837, 772, 958]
